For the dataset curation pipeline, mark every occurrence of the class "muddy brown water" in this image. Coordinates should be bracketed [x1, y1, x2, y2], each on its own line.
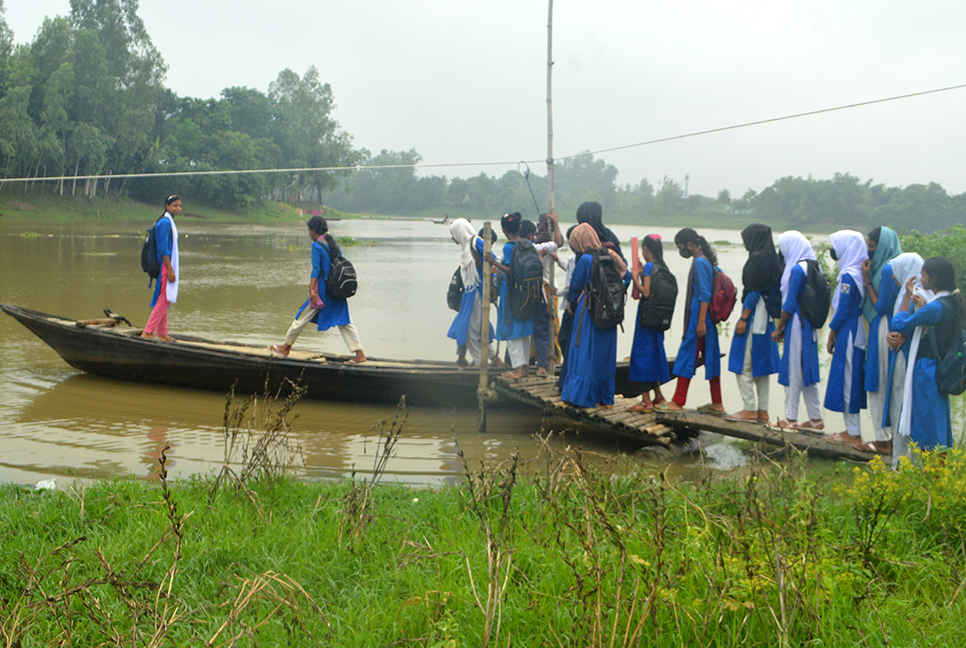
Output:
[1, 217, 882, 486]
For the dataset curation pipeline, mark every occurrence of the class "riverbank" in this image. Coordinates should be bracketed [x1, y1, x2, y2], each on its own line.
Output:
[3, 444, 964, 646]
[0, 189, 370, 224]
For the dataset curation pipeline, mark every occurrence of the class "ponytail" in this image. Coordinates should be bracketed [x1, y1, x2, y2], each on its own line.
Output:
[674, 227, 717, 266]
[643, 234, 666, 269]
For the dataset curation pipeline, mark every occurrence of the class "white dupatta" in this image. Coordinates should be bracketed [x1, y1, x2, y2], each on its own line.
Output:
[163, 212, 180, 303]
[897, 287, 948, 437]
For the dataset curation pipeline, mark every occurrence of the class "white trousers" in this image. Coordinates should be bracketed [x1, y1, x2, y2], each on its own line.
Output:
[284, 306, 363, 353]
[506, 337, 531, 369]
[842, 334, 861, 436]
[467, 292, 495, 366]
[865, 317, 892, 443]
[736, 332, 770, 412]
[785, 316, 822, 422]
[889, 352, 908, 469]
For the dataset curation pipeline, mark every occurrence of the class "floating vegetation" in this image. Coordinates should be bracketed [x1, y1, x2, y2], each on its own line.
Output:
[337, 236, 375, 248]
[20, 231, 39, 238]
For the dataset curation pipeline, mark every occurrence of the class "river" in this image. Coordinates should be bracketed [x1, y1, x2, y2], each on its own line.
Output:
[1, 215, 884, 486]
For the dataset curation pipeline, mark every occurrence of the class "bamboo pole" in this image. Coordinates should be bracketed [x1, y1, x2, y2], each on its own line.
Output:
[478, 221, 494, 432]
[545, 0, 558, 377]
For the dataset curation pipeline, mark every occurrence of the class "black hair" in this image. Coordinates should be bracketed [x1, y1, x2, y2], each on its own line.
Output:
[922, 256, 966, 329]
[307, 215, 340, 255]
[565, 224, 578, 241]
[642, 234, 666, 269]
[674, 227, 717, 266]
[519, 219, 537, 239]
[501, 211, 522, 235]
[162, 194, 180, 217]
[478, 226, 498, 244]
[867, 227, 882, 245]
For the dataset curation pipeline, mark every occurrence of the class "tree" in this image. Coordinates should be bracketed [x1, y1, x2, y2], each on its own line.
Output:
[657, 176, 681, 217]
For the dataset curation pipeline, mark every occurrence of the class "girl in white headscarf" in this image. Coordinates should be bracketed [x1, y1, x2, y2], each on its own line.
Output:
[875, 252, 923, 459]
[771, 231, 823, 431]
[446, 218, 496, 367]
[891, 256, 963, 465]
[824, 230, 868, 446]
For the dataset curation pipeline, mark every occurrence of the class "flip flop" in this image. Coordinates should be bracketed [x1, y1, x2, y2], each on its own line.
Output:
[627, 402, 653, 413]
[800, 420, 825, 432]
[827, 432, 862, 447]
[653, 402, 682, 412]
[345, 358, 364, 365]
[696, 403, 725, 413]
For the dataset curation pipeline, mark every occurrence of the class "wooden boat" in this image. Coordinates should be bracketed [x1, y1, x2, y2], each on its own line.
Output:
[2, 304, 676, 408]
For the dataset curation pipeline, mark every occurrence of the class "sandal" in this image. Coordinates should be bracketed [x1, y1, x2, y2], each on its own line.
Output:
[653, 402, 683, 412]
[858, 441, 892, 455]
[827, 432, 863, 447]
[627, 402, 653, 413]
[801, 420, 825, 431]
[456, 357, 469, 367]
[696, 403, 725, 413]
[772, 419, 799, 431]
[725, 411, 758, 422]
[268, 344, 288, 357]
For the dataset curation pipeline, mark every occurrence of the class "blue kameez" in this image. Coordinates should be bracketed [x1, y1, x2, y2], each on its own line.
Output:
[728, 291, 779, 377]
[778, 264, 821, 387]
[629, 263, 670, 384]
[495, 242, 534, 342]
[295, 240, 350, 331]
[892, 300, 953, 451]
[150, 217, 174, 307]
[447, 238, 495, 344]
[561, 254, 629, 408]
[864, 264, 898, 392]
[824, 275, 867, 414]
[673, 256, 720, 380]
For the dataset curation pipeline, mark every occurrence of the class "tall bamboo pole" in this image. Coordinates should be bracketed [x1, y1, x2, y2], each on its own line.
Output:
[478, 221, 493, 432]
[545, 0, 558, 376]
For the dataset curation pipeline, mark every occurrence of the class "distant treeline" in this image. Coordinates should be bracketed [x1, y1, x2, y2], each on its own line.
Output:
[0, 2, 962, 233]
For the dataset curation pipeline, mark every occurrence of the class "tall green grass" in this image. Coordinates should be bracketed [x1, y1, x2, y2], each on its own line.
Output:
[2, 440, 964, 647]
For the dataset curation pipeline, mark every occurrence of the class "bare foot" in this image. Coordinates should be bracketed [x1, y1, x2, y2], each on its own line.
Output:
[140, 332, 156, 339]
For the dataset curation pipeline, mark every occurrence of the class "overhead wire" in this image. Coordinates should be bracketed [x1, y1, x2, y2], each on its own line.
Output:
[3, 82, 965, 184]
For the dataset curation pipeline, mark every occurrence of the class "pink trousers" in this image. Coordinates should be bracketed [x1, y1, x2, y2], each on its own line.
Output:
[144, 265, 171, 336]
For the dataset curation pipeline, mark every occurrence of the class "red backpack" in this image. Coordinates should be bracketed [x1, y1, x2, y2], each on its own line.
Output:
[708, 269, 737, 324]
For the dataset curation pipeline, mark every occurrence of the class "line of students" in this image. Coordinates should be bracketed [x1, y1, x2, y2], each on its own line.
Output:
[446, 207, 962, 465]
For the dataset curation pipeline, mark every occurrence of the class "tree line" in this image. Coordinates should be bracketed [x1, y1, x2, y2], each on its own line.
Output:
[0, 1, 962, 233]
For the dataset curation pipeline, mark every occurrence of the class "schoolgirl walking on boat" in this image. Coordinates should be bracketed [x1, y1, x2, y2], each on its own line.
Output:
[771, 231, 824, 431]
[446, 218, 496, 367]
[658, 228, 722, 412]
[891, 256, 964, 462]
[726, 224, 782, 422]
[626, 234, 670, 412]
[484, 212, 535, 380]
[825, 230, 869, 446]
[560, 223, 629, 408]
[860, 226, 902, 453]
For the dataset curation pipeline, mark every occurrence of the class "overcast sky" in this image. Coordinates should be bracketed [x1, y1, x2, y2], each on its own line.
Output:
[7, 0, 966, 197]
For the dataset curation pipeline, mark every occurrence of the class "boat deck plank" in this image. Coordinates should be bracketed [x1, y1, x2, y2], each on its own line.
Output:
[493, 376, 876, 461]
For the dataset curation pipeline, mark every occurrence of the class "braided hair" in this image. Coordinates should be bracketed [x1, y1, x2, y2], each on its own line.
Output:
[307, 215, 340, 256]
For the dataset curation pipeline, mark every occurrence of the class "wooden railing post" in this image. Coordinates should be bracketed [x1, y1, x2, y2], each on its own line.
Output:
[478, 221, 493, 432]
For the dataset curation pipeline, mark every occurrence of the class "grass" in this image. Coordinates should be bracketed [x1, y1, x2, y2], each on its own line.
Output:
[3, 425, 965, 646]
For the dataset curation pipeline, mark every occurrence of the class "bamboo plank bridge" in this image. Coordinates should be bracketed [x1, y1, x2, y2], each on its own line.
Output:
[491, 375, 876, 462]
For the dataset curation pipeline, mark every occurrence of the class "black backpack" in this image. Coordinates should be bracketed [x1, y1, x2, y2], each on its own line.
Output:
[929, 296, 966, 396]
[507, 239, 543, 320]
[447, 267, 464, 311]
[588, 248, 627, 329]
[320, 241, 358, 299]
[140, 217, 163, 287]
[798, 259, 831, 329]
[639, 264, 677, 332]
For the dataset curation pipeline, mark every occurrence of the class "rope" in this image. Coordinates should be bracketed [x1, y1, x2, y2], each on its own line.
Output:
[3, 82, 964, 184]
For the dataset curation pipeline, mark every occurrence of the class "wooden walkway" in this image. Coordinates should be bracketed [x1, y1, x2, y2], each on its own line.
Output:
[492, 375, 878, 462]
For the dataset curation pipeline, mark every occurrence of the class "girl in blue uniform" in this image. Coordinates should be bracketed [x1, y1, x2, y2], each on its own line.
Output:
[891, 256, 964, 461]
[825, 230, 868, 446]
[485, 212, 534, 380]
[447, 218, 496, 367]
[772, 231, 823, 431]
[881, 253, 923, 463]
[659, 228, 722, 412]
[727, 224, 782, 422]
[561, 223, 629, 408]
[270, 216, 367, 363]
[860, 226, 901, 453]
[627, 234, 670, 412]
